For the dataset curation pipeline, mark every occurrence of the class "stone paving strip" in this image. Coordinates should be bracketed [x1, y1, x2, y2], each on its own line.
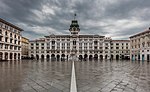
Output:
[70, 61, 77, 92]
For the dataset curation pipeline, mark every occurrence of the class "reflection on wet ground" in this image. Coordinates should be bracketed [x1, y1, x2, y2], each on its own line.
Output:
[75, 60, 150, 92]
[0, 60, 72, 92]
[0, 60, 150, 92]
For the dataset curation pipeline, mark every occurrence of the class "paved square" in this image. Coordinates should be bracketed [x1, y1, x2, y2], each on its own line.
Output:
[0, 60, 72, 92]
[0, 60, 150, 92]
[75, 60, 150, 92]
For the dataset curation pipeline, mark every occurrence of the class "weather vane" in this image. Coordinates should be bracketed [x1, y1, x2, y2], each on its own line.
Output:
[74, 13, 76, 20]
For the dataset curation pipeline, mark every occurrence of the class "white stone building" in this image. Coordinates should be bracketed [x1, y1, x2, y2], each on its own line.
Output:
[111, 40, 130, 60]
[0, 18, 23, 61]
[130, 28, 150, 61]
[29, 19, 130, 60]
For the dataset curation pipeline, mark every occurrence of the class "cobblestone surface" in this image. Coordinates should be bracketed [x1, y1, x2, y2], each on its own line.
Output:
[75, 60, 150, 92]
[0, 60, 150, 92]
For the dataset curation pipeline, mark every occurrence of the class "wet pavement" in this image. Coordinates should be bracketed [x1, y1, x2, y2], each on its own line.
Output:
[0, 60, 72, 92]
[0, 60, 150, 92]
[75, 60, 150, 92]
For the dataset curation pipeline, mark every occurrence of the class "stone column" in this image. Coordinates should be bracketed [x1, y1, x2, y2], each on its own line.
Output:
[7, 52, 10, 60]
[12, 52, 14, 60]
[2, 52, 5, 60]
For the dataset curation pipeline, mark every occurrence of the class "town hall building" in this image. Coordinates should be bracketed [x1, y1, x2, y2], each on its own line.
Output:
[29, 19, 130, 60]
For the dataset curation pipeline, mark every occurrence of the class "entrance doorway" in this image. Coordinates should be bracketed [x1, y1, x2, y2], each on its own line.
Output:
[116, 55, 119, 60]
[147, 54, 150, 61]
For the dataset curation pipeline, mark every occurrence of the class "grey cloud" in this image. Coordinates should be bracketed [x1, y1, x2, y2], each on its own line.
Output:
[103, 0, 150, 19]
[0, 0, 150, 40]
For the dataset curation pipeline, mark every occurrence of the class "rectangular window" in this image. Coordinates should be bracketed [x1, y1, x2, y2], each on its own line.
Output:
[41, 43, 44, 46]
[14, 40, 17, 44]
[18, 41, 20, 45]
[0, 37, 2, 41]
[47, 43, 50, 46]
[0, 29, 2, 34]
[116, 43, 119, 45]
[14, 46, 17, 50]
[52, 46, 55, 49]
[5, 37, 8, 42]
[18, 47, 20, 50]
[105, 43, 108, 46]
[116, 47, 119, 49]
[10, 39, 13, 43]
[99, 47, 103, 49]
[0, 44, 3, 49]
[10, 45, 13, 50]
[116, 51, 119, 53]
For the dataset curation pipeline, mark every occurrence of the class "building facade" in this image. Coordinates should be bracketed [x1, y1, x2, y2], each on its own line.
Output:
[0, 18, 23, 60]
[29, 19, 130, 60]
[111, 40, 130, 60]
[21, 37, 29, 59]
[130, 28, 150, 61]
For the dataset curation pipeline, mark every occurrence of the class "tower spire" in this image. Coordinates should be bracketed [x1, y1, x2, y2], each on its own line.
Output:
[69, 13, 80, 35]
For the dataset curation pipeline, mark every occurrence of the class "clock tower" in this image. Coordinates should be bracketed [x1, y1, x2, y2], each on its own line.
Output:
[69, 14, 80, 35]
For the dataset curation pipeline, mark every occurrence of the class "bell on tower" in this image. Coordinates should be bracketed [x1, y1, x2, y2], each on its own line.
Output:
[69, 14, 80, 35]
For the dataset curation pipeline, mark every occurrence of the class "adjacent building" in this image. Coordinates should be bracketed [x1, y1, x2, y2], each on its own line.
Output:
[0, 18, 23, 60]
[29, 19, 130, 60]
[111, 40, 130, 60]
[130, 28, 150, 61]
[21, 37, 29, 59]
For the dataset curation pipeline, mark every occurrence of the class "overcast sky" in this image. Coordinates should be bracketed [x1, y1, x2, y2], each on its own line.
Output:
[0, 0, 150, 40]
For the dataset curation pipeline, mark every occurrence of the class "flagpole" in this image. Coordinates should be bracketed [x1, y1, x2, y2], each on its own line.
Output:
[74, 13, 76, 20]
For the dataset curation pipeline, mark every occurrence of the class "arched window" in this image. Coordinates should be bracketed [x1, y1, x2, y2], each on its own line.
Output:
[73, 40, 76, 45]
[52, 40, 55, 45]
[73, 27, 76, 31]
[94, 40, 98, 45]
